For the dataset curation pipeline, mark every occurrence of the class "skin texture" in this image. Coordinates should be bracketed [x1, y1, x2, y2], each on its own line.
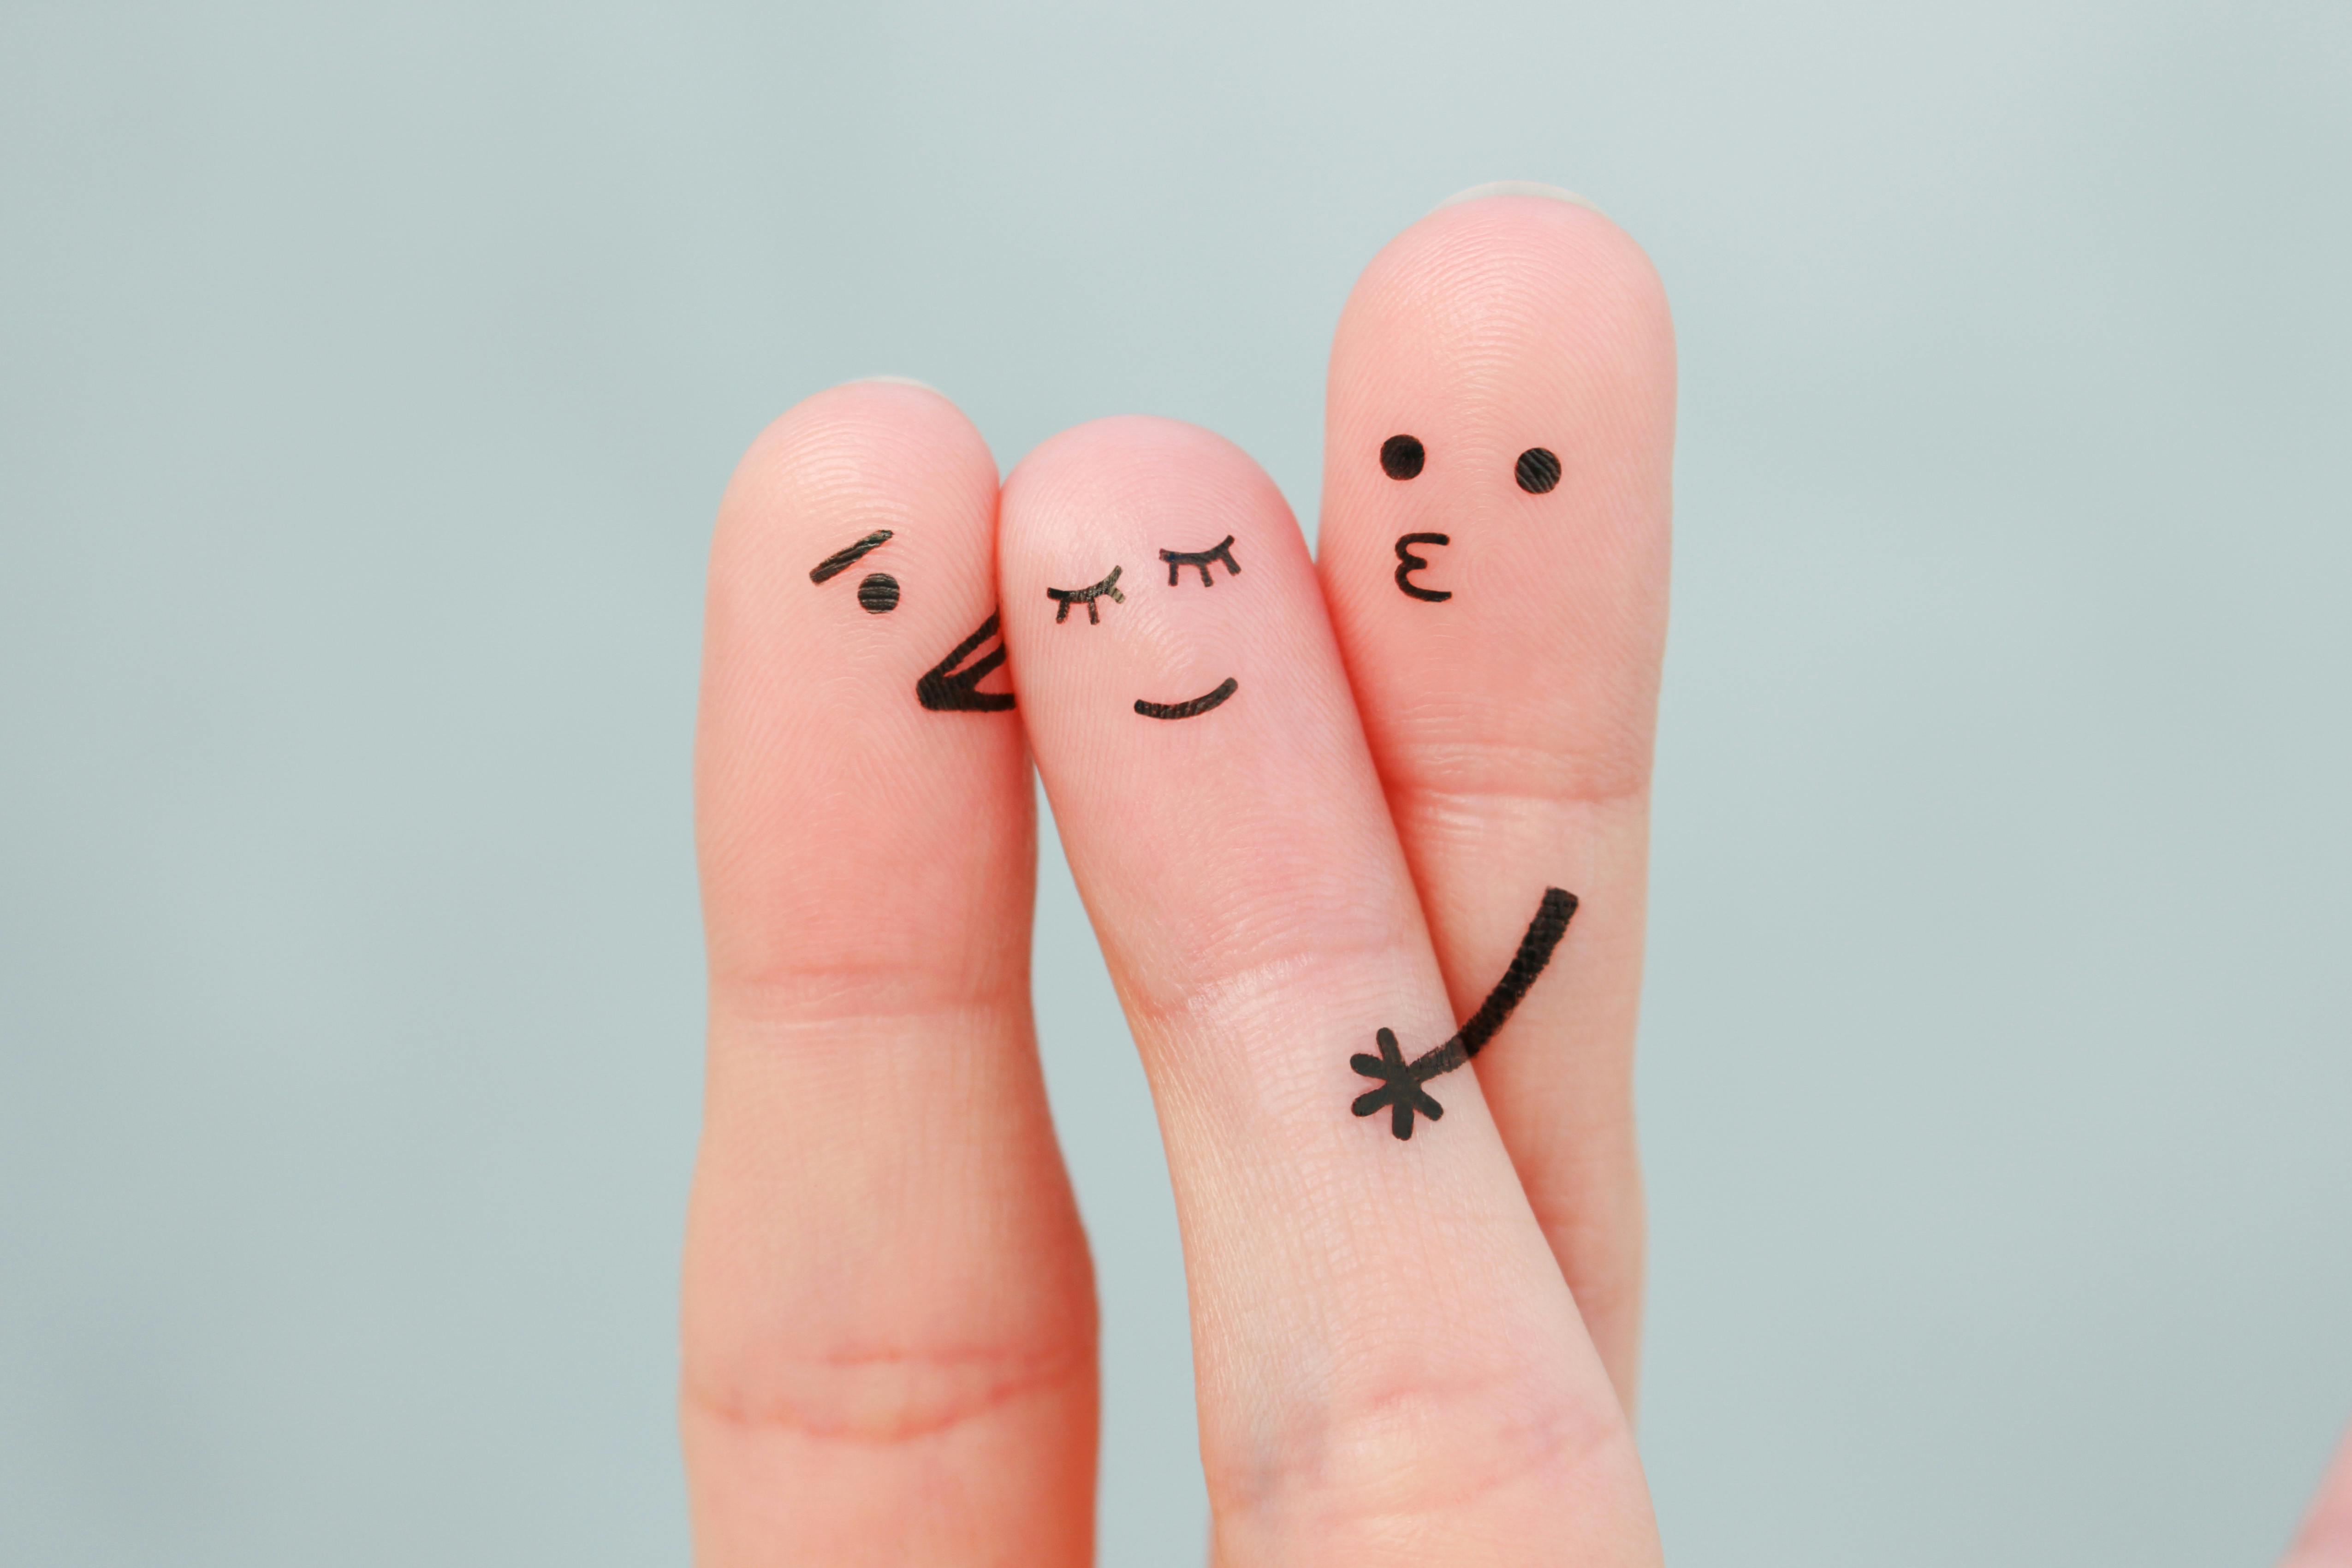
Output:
[682, 202, 2349, 1562]
[684, 382, 1095, 1565]
[998, 417, 1658, 1566]
[682, 197, 1678, 1564]
[1318, 195, 1676, 1411]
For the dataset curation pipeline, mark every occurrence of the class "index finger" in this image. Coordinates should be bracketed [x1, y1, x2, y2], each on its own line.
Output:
[684, 382, 1094, 1563]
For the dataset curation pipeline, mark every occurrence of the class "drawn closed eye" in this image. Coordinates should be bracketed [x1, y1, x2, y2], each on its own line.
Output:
[1158, 535, 1241, 586]
[1045, 565, 1125, 625]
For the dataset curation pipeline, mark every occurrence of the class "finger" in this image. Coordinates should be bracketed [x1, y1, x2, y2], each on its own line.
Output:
[1315, 190, 1676, 1411]
[999, 417, 1657, 1565]
[684, 382, 1093, 1565]
[2286, 1419, 2352, 1567]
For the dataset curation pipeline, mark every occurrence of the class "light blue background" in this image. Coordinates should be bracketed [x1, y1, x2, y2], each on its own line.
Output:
[4, 3, 2347, 1563]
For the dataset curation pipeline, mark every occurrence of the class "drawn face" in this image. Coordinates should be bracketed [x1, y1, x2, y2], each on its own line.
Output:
[1042, 533, 1246, 719]
[809, 527, 1013, 712]
[1374, 433, 1562, 603]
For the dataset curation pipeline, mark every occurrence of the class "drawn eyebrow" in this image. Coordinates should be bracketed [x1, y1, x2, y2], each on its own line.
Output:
[810, 530, 893, 583]
[1045, 565, 1125, 624]
[1158, 535, 1241, 586]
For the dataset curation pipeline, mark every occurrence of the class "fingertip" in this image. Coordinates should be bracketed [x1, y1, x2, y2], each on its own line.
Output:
[697, 377, 1020, 995]
[1336, 192, 1674, 414]
[687, 387, 1093, 1565]
[708, 382, 1001, 671]
[721, 380, 997, 553]
[846, 372, 945, 392]
[996, 416, 1401, 1000]
[1433, 179, 1607, 216]
[1322, 200, 1675, 690]
[1313, 198, 1678, 1416]
[1001, 415, 1278, 553]
[996, 415, 1309, 721]
[1010, 411, 1241, 475]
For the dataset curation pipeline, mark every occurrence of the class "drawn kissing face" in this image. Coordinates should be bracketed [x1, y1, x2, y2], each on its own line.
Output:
[1376, 433, 1563, 603]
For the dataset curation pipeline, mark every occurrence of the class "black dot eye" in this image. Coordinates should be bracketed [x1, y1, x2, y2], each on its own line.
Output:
[856, 572, 901, 613]
[1380, 434, 1425, 480]
[1515, 447, 1561, 494]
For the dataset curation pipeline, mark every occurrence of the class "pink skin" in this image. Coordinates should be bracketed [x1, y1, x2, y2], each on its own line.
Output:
[2286, 1422, 2352, 1567]
[684, 383, 1094, 1565]
[1317, 196, 1677, 1411]
[683, 198, 1678, 1563]
[679, 200, 2339, 1565]
[999, 415, 1657, 1565]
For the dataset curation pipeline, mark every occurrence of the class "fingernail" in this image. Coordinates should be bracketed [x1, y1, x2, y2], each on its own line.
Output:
[851, 374, 943, 393]
[1433, 181, 1605, 218]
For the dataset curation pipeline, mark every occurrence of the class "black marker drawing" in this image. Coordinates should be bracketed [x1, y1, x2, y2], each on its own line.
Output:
[1349, 887, 1578, 1140]
[1046, 566, 1125, 624]
[915, 612, 1015, 713]
[811, 530, 903, 615]
[1159, 535, 1241, 587]
[810, 530, 892, 583]
[1134, 677, 1238, 721]
[1393, 533, 1452, 603]
[1381, 434, 1425, 480]
[1515, 447, 1562, 494]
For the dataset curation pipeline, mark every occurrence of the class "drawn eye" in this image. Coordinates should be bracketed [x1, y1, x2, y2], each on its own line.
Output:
[1045, 565, 1125, 625]
[1380, 434, 1425, 480]
[1515, 447, 1561, 494]
[1158, 535, 1241, 586]
[810, 529, 901, 614]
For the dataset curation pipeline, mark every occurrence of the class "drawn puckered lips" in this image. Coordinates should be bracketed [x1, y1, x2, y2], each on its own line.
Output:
[916, 612, 1015, 712]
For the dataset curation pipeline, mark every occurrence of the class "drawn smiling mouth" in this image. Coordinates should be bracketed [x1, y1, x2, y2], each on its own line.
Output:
[1134, 677, 1238, 720]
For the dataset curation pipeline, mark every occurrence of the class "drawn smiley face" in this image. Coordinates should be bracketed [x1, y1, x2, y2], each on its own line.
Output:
[1043, 534, 1245, 719]
[1377, 433, 1562, 603]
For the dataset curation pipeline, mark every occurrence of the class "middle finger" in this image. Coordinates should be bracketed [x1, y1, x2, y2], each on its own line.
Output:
[999, 416, 1656, 1565]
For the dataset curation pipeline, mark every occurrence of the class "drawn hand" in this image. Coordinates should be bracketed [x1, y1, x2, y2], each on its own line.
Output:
[683, 191, 1673, 1563]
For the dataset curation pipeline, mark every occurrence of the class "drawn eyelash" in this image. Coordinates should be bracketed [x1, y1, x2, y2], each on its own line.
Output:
[1045, 564, 1125, 624]
[1158, 535, 1241, 586]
